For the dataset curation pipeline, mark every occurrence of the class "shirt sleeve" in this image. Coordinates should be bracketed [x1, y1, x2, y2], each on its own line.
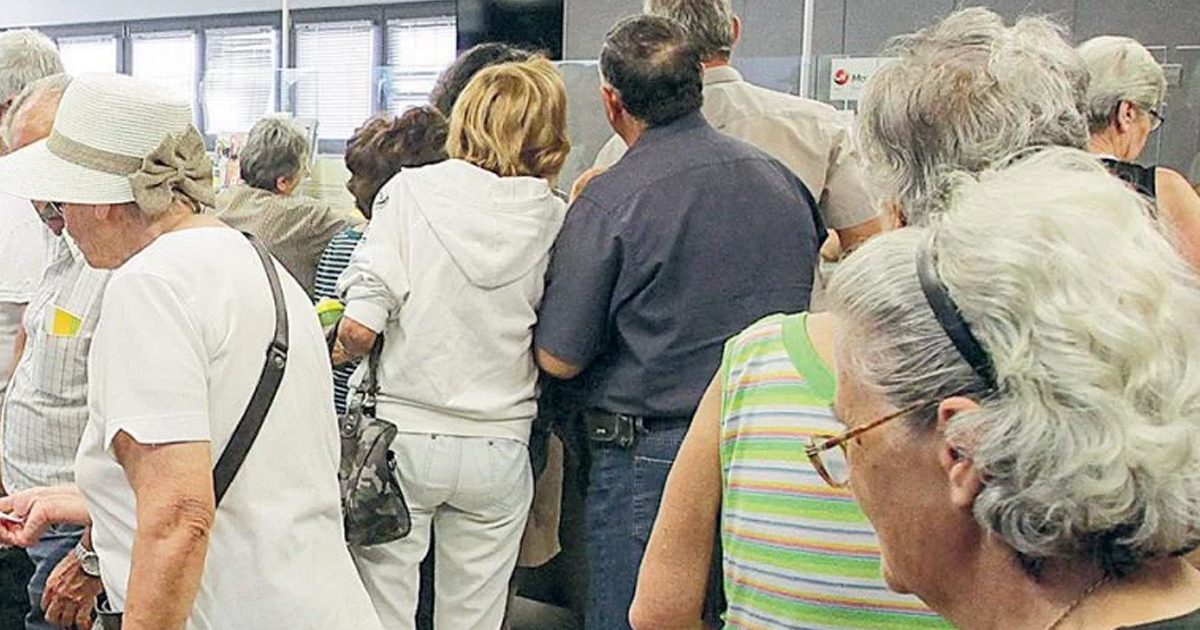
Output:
[534, 196, 622, 370]
[0, 214, 48, 304]
[306, 201, 365, 256]
[89, 271, 211, 450]
[818, 123, 878, 230]
[338, 180, 410, 333]
[592, 135, 629, 170]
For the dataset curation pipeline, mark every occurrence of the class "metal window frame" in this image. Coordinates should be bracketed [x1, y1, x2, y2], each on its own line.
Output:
[44, 23, 126, 74]
[33, 3, 454, 150]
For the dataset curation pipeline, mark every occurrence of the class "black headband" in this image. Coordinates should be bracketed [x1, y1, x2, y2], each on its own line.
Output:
[916, 238, 997, 388]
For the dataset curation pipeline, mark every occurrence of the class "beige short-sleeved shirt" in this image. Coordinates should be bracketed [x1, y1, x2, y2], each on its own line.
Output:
[212, 184, 364, 296]
[593, 66, 876, 230]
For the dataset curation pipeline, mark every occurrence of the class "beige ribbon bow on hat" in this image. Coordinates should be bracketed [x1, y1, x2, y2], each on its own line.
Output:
[129, 126, 215, 215]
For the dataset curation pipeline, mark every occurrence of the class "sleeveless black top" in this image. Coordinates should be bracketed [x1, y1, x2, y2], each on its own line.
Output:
[1102, 157, 1158, 202]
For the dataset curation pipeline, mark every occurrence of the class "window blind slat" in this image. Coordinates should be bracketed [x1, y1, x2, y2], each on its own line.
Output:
[204, 26, 278, 134]
[385, 17, 456, 115]
[294, 21, 376, 141]
[132, 31, 197, 111]
[57, 36, 118, 75]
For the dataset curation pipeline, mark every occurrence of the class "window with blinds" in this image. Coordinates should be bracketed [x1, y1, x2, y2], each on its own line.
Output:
[131, 31, 198, 110]
[203, 26, 278, 135]
[293, 21, 377, 141]
[56, 35, 119, 75]
[385, 17, 457, 115]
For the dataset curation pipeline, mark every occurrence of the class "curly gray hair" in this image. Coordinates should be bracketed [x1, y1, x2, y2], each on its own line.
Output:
[1078, 36, 1166, 135]
[829, 147, 1200, 578]
[0, 29, 63, 106]
[240, 116, 310, 192]
[857, 7, 1089, 225]
[643, 0, 735, 60]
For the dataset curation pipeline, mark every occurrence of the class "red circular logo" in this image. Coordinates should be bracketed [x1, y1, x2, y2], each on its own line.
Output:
[834, 68, 850, 86]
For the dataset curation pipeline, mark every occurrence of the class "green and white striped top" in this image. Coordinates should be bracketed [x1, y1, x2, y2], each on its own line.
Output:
[718, 313, 953, 630]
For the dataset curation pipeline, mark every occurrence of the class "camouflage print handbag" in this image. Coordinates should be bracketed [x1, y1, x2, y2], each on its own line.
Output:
[338, 334, 412, 547]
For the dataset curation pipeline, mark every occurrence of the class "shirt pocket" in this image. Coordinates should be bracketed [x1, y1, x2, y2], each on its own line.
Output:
[32, 308, 95, 397]
[32, 269, 103, 398]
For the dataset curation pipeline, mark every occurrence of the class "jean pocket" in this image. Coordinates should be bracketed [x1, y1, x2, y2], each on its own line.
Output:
[631, 454, 673, 544]
[480, 438, 532, 513]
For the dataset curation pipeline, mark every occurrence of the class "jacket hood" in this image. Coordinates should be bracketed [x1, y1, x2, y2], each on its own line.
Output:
[402, 160, 566, 288]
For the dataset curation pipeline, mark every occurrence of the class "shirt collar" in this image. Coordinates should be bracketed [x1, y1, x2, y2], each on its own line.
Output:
[61, 232, 84, 261]
[631, 111, 709, 151]
[703, 65, 744, 86]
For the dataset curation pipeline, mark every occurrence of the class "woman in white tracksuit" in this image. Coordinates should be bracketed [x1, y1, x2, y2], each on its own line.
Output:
[336, 57, 571, 630]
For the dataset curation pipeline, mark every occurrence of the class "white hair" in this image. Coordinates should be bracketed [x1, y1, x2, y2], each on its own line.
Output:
[857, 8, 1089, 225]
[240, 116, 310, 192]
[829, 147, 1200, 578]
[643, 0, 735, 59]
[0, 29, 64, 105]
[1078, 36, 1166, 134]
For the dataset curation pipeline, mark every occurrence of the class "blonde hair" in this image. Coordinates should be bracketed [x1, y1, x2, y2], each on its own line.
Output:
[447, 57, 570, 180]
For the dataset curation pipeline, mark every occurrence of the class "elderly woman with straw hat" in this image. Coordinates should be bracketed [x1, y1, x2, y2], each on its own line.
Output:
[0, 73, 382, 630]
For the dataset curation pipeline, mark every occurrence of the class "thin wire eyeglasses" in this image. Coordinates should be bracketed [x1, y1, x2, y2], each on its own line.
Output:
[31, 200, 64, 228]
[804, 400, 930, 488]
[1148, 107, 1165, 131]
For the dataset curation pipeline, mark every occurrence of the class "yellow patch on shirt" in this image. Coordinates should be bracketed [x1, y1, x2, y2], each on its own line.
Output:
[46, 305, 83, 337]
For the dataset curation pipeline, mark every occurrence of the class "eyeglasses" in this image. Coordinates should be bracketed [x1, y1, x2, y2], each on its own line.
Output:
[31, 200, 64, 227]
[1148, 107, 1165, 131]
[805, 400, 931, 488]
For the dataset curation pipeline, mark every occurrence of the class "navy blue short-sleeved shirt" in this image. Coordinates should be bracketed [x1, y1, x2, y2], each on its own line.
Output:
[535, 112, 825, 418]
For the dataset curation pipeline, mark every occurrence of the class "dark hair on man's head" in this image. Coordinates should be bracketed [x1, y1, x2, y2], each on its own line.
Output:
[344, 106, 448, 214]
[430, 43, 535, 116]
[600, 15, 703, 127]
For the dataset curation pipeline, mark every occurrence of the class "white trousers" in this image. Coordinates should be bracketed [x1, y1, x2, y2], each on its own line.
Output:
[352, 432, 533, 630]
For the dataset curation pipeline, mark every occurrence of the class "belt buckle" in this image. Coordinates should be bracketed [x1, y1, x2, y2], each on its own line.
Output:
[586, 412, 640, 449]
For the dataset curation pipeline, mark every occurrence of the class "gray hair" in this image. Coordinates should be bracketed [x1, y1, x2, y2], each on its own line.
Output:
[0, 30, 64, 105]
[643, 0, 735, 60]
[1, 73, 72, 149]
[857, 7, 1089, 225]
[240, 116, 310, 192]
[829, 147, 1200, 578]
[1078, 36, 1166, 135]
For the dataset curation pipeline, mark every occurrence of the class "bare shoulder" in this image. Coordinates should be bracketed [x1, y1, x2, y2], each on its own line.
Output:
[1156, 167, 1196, 196]
[1155, 167, 1200, 220]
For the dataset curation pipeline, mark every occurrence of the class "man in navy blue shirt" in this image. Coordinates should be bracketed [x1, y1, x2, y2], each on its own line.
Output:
[535, 15, 824, 630]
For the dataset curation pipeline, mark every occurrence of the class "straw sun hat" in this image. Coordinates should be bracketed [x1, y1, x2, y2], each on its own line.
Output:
[0, 73, 211, 208]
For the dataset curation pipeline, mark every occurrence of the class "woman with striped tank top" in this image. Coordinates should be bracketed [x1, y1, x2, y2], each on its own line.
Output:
[630, 311, 951, 630]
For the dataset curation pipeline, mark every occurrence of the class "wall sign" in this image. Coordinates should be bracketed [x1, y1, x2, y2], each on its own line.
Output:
[829, 57, 897, 101]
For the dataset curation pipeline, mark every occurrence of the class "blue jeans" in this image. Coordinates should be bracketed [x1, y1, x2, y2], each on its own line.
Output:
[585, 424, 687, 630]
[25, 524, 84, 630]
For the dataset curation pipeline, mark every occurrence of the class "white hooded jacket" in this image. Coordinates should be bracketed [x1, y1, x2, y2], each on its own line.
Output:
[339, 159, 566, 442]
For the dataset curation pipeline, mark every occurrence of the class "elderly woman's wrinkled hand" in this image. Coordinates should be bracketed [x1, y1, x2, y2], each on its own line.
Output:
[0, 485, 91, 548]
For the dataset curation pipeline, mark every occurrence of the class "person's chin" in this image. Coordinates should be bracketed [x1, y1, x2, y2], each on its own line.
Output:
[879, 556, 913, 594]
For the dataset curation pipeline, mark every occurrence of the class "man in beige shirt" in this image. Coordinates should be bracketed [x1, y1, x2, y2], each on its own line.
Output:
[213, 117, 363, 296]
[592, 0, 881, 254]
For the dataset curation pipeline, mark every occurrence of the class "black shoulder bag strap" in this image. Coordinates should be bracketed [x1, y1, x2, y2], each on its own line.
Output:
[212, 233, 290, 507]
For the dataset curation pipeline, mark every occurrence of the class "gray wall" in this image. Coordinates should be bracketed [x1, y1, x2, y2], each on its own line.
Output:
[563, 0, 1200, 175]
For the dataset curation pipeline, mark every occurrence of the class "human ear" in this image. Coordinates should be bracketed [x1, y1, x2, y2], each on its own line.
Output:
[1114, 101, 1139, 133]
[936, 397, 984, 510]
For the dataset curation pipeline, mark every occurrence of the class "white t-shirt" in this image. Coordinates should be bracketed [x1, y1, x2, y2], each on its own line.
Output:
[0, 193, 50, 399]
[75, 226, 382, 630]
